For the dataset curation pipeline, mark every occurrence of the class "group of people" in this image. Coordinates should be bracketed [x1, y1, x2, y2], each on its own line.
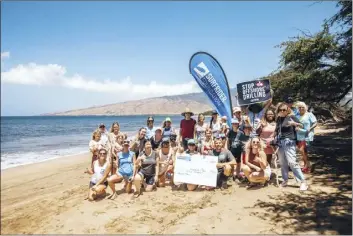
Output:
[85, 96, 317, 201]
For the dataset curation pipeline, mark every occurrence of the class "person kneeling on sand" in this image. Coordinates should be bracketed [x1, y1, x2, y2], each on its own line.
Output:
[242, 137, 271, 187]
[107, 140, 136, 200]
[86, 148, 110, 201]
[208, 137, 237, 189]
[182, 139, 199, 191]
[132, 140, 160, 198]
[157, 137, 174, 187]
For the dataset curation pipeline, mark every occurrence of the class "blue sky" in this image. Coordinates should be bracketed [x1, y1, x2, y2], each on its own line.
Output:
[1, 1, 338, 116]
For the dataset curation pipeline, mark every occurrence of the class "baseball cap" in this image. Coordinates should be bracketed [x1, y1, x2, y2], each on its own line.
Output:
[187, 139, 196, 145]
[233, 107, 241, 113]
[162, 137, 170, 143]
[99, 123, 105, 128]
[147, 116, 154, 121]
[212, 110, 218, 115]
[285, 97, 294, 104]
[155, 127, 162, 132]
[165, 117, 172, 122]
[231, 118, 240, 124]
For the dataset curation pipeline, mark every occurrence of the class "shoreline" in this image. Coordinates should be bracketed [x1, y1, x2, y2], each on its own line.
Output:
[1, 124, 351, 234]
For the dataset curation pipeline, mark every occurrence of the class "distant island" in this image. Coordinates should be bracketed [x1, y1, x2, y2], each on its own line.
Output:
[41, 88, 238, 116]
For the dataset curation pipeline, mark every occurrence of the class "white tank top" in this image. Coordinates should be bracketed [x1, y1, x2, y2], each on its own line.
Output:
[91, 160, 108, 184]
[159, 149, 172, 174]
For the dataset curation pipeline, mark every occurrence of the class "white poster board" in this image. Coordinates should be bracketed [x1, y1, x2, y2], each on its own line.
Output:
[174, 154, 218, 187]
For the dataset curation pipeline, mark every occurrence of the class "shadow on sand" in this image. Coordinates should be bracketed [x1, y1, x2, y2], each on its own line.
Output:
[250, 128, 352, 235]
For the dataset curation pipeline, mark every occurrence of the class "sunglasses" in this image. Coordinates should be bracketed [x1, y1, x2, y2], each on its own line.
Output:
[298, 107, 305, 109]
[147, 120, 154, 122]
[279, 109, 287, 112]
[99, 152, 107, 156]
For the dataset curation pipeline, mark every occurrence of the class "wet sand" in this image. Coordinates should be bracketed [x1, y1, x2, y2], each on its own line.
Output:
[1, 125, 351, 234]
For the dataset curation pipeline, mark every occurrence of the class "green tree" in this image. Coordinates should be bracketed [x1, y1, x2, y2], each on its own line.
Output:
[269, 1, 352, 108]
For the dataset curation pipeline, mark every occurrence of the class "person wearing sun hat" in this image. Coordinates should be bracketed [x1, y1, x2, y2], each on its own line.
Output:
[179, 107, 196, 150]
[162, 117, 175, 139]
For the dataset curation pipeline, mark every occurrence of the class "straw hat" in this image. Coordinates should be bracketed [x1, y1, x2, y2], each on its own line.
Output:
[181, 107, 194, 116]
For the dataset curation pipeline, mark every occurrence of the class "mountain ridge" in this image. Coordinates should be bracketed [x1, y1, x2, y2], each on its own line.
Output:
[42, 88, 238, 116]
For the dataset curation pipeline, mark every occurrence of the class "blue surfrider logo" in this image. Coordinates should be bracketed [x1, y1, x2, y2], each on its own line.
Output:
[193, 62, 210, 79]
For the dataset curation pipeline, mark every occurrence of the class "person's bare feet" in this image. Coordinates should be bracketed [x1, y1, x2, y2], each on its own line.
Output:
[108, 192, 117, 200]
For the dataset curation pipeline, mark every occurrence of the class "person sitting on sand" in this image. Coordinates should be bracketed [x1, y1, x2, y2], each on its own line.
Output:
[151, 127, 163, 150]
[106, 140, 136, 199]
[89, 130, 104, 169]
[132, 140, 160, 198]
[182, 139, 200, 191]
[86, 148, 110, 201]
[130, 127, 147, 157]
[242, 137, 271, 186]
[162, 117, 175, 139]
[208, 137, 237, 189]
[157, 137, 174, 187]
[201, 128, 214, 155]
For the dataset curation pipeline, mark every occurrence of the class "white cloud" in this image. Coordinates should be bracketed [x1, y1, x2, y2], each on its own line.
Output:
[1, 61, 201, 98]
[1, 51, 10, 60]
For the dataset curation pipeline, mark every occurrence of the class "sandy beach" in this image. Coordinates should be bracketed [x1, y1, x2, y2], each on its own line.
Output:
[1, 125, 352, 234]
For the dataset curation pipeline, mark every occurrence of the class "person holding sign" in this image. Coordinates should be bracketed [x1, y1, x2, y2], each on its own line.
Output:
[183, 139, 200, 191]
[208, 137, 236, 189]
[242, 137, 271, 186]
[133, 140, 160, 198]
[246, 99, 272, 137]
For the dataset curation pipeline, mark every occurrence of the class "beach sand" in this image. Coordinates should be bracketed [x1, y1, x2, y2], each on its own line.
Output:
[1, 125, 352, 234]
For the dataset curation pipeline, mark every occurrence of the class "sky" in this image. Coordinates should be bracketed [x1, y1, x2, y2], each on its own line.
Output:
[1, 1, 339, 116]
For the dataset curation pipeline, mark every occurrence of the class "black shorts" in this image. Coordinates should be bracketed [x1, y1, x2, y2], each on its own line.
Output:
[216, 169, 228, 187]
[89, 181, 108, 188]
[230, 150, 242, 163]
[138, 172, 155, 185]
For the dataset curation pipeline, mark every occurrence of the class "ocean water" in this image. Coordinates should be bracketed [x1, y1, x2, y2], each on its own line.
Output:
[0, 115, 187, 170]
